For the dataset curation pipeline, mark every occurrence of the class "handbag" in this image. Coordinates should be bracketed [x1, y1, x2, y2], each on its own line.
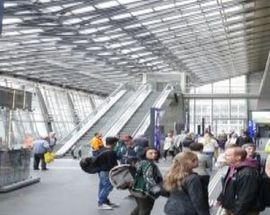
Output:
[264, 140, 270, 154]
[44, 151, 55, 163]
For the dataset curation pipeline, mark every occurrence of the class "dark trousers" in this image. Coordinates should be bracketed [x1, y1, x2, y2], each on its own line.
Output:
[163, 150, 174, 159]
[199, 175, 210, 209]
[33, 153, 46, 170]
[131, 196, 155, 215]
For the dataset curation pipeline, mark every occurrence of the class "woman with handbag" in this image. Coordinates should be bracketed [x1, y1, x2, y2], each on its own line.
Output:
[130, 147, 163, 215]
[164, 152, 210, 215]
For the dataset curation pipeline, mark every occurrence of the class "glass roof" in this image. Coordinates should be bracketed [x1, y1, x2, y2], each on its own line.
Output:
[1, 0, 270, 95]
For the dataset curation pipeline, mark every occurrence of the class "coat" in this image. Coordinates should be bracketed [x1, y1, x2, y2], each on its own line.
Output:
[164, 173, 210, 215]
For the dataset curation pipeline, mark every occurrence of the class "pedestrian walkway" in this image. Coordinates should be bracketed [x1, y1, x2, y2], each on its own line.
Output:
[0, 155, 269, 215]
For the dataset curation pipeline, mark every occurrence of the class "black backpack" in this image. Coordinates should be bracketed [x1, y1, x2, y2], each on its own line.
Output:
[79, 149, 109, 174]
[79, 157, 100, 174]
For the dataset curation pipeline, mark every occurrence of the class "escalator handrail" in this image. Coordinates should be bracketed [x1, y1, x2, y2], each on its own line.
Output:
[132, 84, 173, 137]
[104, 84, 152, 139]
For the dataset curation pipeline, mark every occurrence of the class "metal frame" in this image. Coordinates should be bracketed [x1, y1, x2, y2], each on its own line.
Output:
[1, 0, 270, 94]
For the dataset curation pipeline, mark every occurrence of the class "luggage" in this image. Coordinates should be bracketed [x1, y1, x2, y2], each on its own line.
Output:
[109, 164, 136, 189]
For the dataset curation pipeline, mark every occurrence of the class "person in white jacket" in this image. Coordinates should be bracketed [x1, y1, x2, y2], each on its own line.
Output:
[163, 131, 175, 160]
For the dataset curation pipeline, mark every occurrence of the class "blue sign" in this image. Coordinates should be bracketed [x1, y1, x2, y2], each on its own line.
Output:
[0, 0, 4, 34]
[154, 108, 161, 152]
[248, 120, 256, 138]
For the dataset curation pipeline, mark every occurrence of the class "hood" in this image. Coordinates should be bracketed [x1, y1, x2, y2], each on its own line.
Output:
[236, 158, 259, 170]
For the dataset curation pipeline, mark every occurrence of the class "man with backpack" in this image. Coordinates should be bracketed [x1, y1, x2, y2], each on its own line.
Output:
[94, 136, 119, 210]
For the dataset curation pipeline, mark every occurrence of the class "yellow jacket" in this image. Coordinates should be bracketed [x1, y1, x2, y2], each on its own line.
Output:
[90, 136, 104, 151]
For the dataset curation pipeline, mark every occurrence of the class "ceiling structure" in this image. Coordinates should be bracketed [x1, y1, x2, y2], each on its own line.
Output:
[0, 0, 270, 95]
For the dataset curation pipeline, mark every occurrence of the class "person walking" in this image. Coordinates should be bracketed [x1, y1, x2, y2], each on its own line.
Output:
[164, 151, 210, 215]
[130, 147, 163, 215]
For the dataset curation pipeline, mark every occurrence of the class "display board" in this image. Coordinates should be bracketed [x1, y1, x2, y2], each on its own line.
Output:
[252, 111, 270, 124]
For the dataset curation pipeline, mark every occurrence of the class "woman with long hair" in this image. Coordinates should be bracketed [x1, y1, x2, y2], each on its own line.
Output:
[130, 147, 163, 215]
[164, 152, 210, 215]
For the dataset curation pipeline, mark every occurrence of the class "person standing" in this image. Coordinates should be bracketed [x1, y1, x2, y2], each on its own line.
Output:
[33, 135, 51, 170]
[189, 143, 211, 210]
[217, 147, 260, 215]
[163, 131, 175, 160]
[117, 134, 137, 165]
[48, 132, 57, 150]
[130, 147, 163, 215]
[95, 137, 119, 210]
[164, 152, 210, 215]
[90, 132, 104, 156]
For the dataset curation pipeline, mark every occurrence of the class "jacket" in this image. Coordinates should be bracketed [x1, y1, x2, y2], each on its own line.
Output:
[217, 159, 259, 215]
[164, 173, 210, 215]
[33, 139, 50, 154]
[131, 159, 163, 199]
[95, 148, 118, 172]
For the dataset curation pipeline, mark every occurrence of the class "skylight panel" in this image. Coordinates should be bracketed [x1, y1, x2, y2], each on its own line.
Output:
[2, 31, 21, 36]
[63, 18, 82, 25]
[224, 5, 242, 14]
[91, 18, 110, 25]
[4, 2, 18, 8]
[20, 29, 43, 34]
[142, 19, 161, 26]
[132, 8, 154, 16]
[71, 6, 95, 14]
[79, 28, 98, 34]
[93, 36, 111, 42]
[3, 17, 23, 25]
[162, 15, 181, 22]
[154, 4, 175, 11]
[43, 6, 63, 13]
[111, 13, 131, 20]
[226, 15, 243, 23]
[95, 1, 119, 9]
[117, 0, 141, 5]
[124, 23, 142, 29]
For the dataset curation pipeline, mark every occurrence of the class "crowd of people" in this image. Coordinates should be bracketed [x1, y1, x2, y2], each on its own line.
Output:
[87, 129, 270, 215]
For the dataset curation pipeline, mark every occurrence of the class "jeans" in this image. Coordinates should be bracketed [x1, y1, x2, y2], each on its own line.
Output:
[98, 171, 113, 206]
[203, 152, 214, 171]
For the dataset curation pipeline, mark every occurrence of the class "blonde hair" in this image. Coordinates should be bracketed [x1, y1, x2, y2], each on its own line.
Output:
[163, 152, 198, 192]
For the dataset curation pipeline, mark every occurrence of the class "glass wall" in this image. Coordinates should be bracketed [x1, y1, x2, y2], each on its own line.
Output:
[0, 76, 105, 148]
[189, 75, 247, 136]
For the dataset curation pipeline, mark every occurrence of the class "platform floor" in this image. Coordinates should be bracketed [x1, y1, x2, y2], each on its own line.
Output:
[0, 140, 269, 215]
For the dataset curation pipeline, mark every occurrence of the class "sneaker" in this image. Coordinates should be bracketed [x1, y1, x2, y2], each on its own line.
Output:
[98, 204, 113, 210]
[108, 202, 120, 208]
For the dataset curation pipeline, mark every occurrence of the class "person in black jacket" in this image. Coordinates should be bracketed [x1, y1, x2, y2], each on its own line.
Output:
[164, 152, 210, 215]
[217, 147, 260, 215]
[95, 136, 119, 210]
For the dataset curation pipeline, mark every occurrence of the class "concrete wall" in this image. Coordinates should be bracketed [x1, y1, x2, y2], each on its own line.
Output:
[247, 72, 263, 111]
[160, 94, 185, 134]
[0, 149, 31, 187]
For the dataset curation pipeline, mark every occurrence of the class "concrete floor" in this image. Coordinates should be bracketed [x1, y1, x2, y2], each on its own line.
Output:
[0, 139, 269, 215]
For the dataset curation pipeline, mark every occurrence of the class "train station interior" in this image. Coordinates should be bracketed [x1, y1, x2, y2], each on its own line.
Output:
[0, 0, 270, 215]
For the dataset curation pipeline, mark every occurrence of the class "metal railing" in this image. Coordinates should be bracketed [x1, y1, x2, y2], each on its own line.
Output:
[133, 84, 173, 137]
